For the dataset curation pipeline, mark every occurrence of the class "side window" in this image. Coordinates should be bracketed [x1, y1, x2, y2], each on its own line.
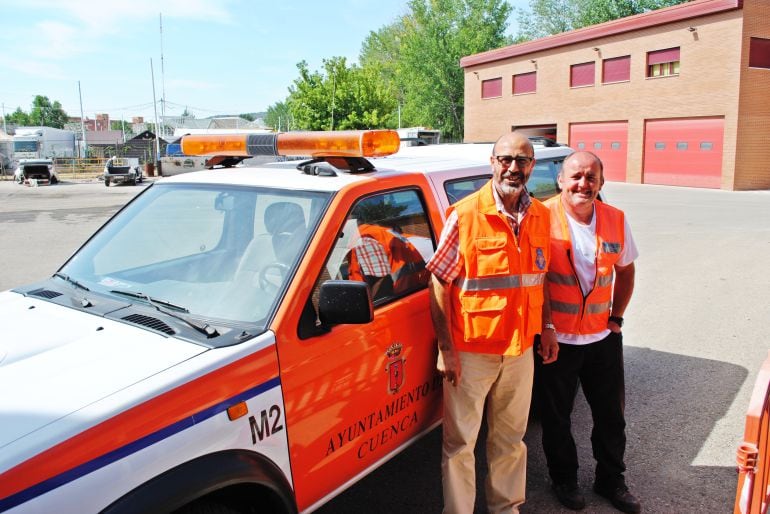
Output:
[528, 159, 560, 200]
[444, 175, 491, 205]
[320, 190, 434, 307]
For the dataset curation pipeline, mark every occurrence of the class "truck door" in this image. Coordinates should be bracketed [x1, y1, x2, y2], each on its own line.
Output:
[276, 187, 443, 512]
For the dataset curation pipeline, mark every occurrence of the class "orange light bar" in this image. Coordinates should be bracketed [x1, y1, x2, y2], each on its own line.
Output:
[181, 130, 400, 159]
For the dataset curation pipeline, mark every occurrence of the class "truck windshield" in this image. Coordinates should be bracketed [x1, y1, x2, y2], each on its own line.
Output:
[60, 183, 330, 325]
[13, 141, 38, 152]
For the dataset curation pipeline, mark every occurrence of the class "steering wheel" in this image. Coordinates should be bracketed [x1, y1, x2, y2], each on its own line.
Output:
[259, 262, 289, 292]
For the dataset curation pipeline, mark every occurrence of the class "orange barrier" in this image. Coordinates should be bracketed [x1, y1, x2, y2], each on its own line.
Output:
[735, 350, 770, 514]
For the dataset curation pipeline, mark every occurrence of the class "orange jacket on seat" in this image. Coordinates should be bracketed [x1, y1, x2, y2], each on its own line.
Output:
[450, 182, 550, 356]
[544, 196, 625, 335]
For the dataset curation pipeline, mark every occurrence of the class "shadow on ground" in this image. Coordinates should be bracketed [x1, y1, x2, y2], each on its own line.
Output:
[316, 347, 746, 513]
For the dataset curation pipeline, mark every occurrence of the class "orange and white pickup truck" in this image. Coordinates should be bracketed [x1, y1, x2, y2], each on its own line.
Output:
[0, 130, 573, 514]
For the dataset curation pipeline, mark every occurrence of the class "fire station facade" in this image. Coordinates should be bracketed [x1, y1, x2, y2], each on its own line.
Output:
[460, 0, 770, 190]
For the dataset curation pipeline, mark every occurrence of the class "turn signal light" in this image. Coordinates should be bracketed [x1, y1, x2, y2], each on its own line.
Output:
[181, 130, 400, 159]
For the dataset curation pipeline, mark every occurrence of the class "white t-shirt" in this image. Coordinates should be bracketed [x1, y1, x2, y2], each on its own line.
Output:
[556, 206, 639, 345]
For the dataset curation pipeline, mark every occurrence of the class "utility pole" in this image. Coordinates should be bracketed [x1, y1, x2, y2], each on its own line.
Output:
[330, 72, 336, 131]
[151, 58, 161, 170]
[78, 81, 87, 158]
[1, 102, 6, 133]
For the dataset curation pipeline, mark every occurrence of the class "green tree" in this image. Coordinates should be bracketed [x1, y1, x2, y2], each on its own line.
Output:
[265, 100, 291, 131]
[29, 95, 68, 128]
[516, 0, 690, 40]
[286, 57, 397, 131]
[398, 0, 513, 141]
[110, 120, 134, 138]
[360, 21, 412, 128]
[6, 107, 31, 126]
[239, 113, 256, 122]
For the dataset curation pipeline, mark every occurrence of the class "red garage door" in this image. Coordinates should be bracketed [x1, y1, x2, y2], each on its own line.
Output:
[569, 122, 628, 182]
[643, 117, 724, 188]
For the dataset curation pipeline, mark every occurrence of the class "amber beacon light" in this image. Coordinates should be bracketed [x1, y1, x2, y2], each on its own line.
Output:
[181, 130, 400, 159]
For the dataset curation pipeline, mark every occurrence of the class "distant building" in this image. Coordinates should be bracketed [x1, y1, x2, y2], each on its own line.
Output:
[461, 0, 770, 190]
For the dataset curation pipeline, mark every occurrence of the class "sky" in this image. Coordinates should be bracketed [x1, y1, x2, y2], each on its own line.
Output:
[0, 0, 529, 124]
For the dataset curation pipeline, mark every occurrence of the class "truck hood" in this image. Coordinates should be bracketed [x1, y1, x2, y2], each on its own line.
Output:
[0, 291, 207, 450]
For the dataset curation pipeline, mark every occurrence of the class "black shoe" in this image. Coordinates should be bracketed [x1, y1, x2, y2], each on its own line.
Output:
[593, 483, 641, 513]
[552, 482, 586, 510]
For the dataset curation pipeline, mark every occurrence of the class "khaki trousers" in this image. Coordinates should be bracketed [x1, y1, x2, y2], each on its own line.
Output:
[442, 348, 533, 514]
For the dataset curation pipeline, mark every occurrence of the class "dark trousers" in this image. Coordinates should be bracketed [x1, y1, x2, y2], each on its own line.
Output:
[534, 331, 628, 488]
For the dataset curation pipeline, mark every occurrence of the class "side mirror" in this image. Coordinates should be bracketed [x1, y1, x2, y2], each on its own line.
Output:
[318, 280, 373, 325]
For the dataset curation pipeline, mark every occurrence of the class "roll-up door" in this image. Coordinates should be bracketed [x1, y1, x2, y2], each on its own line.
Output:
[643, 117, 724, 188]
[569, 121, 628, 182]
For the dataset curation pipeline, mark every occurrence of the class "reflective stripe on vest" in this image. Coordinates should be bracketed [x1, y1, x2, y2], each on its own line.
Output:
[455, 273, 544, 292]
[546, 271, 578, 286]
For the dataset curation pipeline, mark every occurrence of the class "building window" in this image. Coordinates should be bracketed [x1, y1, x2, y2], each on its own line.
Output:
[677, 142, 688, 150]
[603, 56, 631, 83]
[655, 142, 666, 150]
[481, 78, 502, 99]
[647, 47, 680, 77]
[513, 72, 537, 95]
[749, 37, 770, 69]
[700, 142, 713, 150]
[570, 62, 595, 88]
[611, 142, 622, 150]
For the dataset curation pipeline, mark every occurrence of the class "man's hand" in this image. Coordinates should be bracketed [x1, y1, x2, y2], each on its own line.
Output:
[538, 329, 559, 364]
[437, 347, 462, 387]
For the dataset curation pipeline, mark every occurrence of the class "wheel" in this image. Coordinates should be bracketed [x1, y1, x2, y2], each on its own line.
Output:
[130, 178, 137, 186]
[50, 175, 58, 185]
[104, 178, 110, 187]
[259, 262, 289, 292]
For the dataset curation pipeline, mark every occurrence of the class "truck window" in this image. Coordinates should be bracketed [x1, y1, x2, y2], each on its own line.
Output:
[315, 189, 434, 309]
[444, 175, 491, 205]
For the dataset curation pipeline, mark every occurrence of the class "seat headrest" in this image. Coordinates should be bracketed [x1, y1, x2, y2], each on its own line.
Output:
[265, 202, 305, 234]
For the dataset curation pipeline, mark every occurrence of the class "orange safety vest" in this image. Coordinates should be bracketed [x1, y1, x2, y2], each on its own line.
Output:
[348, 224, 428, 292]
[544, 196, 625, 335]
[449, 181, 550, 356]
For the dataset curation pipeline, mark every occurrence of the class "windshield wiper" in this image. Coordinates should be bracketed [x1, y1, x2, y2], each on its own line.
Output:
[110, 289, 219, 338]
[54, 272, 90, 291]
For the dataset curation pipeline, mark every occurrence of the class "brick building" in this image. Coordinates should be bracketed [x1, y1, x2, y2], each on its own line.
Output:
[460, 0, 770, 190]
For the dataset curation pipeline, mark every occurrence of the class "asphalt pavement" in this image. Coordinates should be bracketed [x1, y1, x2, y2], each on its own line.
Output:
[1, 178, 768, 513]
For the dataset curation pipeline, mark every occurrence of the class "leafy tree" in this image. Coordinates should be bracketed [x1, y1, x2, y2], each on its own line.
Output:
[398, 0, 513, 141]
[6, 107, 31, 126]
[29, 95, 68, 128]
[239, 113, 256, 122]
[110, 120, 134, 138]
[516, 0, 690, 40]
[265, 101, 291, 131]
[360, 20, 414, 128]
[286, 57, 397, 131]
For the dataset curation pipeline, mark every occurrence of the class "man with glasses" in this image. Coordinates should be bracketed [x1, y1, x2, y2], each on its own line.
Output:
[427, 131, 558, 513]
[535, 151, 640, 513]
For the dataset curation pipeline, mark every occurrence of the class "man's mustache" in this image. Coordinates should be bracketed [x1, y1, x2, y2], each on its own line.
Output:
[504, 171, 525, 181]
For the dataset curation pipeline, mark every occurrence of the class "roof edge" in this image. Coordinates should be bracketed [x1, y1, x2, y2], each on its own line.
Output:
[460, 0, 742, 68]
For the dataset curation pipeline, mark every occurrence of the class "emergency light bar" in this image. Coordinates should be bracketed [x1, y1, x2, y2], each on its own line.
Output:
[180, 130, 400, 159]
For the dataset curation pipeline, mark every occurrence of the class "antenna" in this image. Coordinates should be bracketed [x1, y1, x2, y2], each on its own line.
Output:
[159, 13, 167, 137]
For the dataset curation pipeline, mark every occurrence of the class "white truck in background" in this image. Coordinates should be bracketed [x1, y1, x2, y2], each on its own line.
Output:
[12, 127, 76, 160]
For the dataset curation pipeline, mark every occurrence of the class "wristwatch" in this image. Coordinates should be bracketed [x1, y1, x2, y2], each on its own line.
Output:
[609, 315, 624, 327]
[543, 322, 555, 331]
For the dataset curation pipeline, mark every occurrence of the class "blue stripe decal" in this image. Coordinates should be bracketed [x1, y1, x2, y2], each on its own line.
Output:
[0, 376, 281, 512]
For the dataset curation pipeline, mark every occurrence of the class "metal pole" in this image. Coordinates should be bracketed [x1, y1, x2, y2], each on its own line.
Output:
[330, 72, 336, 131]
[159, 13, 167, 137]
[1, 102, 6, 133]
[150, 59, 161, 165]
[78, 81, 87, 157]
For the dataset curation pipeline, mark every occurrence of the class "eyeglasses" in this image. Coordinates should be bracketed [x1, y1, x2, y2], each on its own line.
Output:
[495, 155, 534, 167]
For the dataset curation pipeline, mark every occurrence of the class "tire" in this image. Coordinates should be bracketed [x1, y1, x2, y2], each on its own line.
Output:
[50, 176, 59, 185]
[104, 178, 110, 187]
